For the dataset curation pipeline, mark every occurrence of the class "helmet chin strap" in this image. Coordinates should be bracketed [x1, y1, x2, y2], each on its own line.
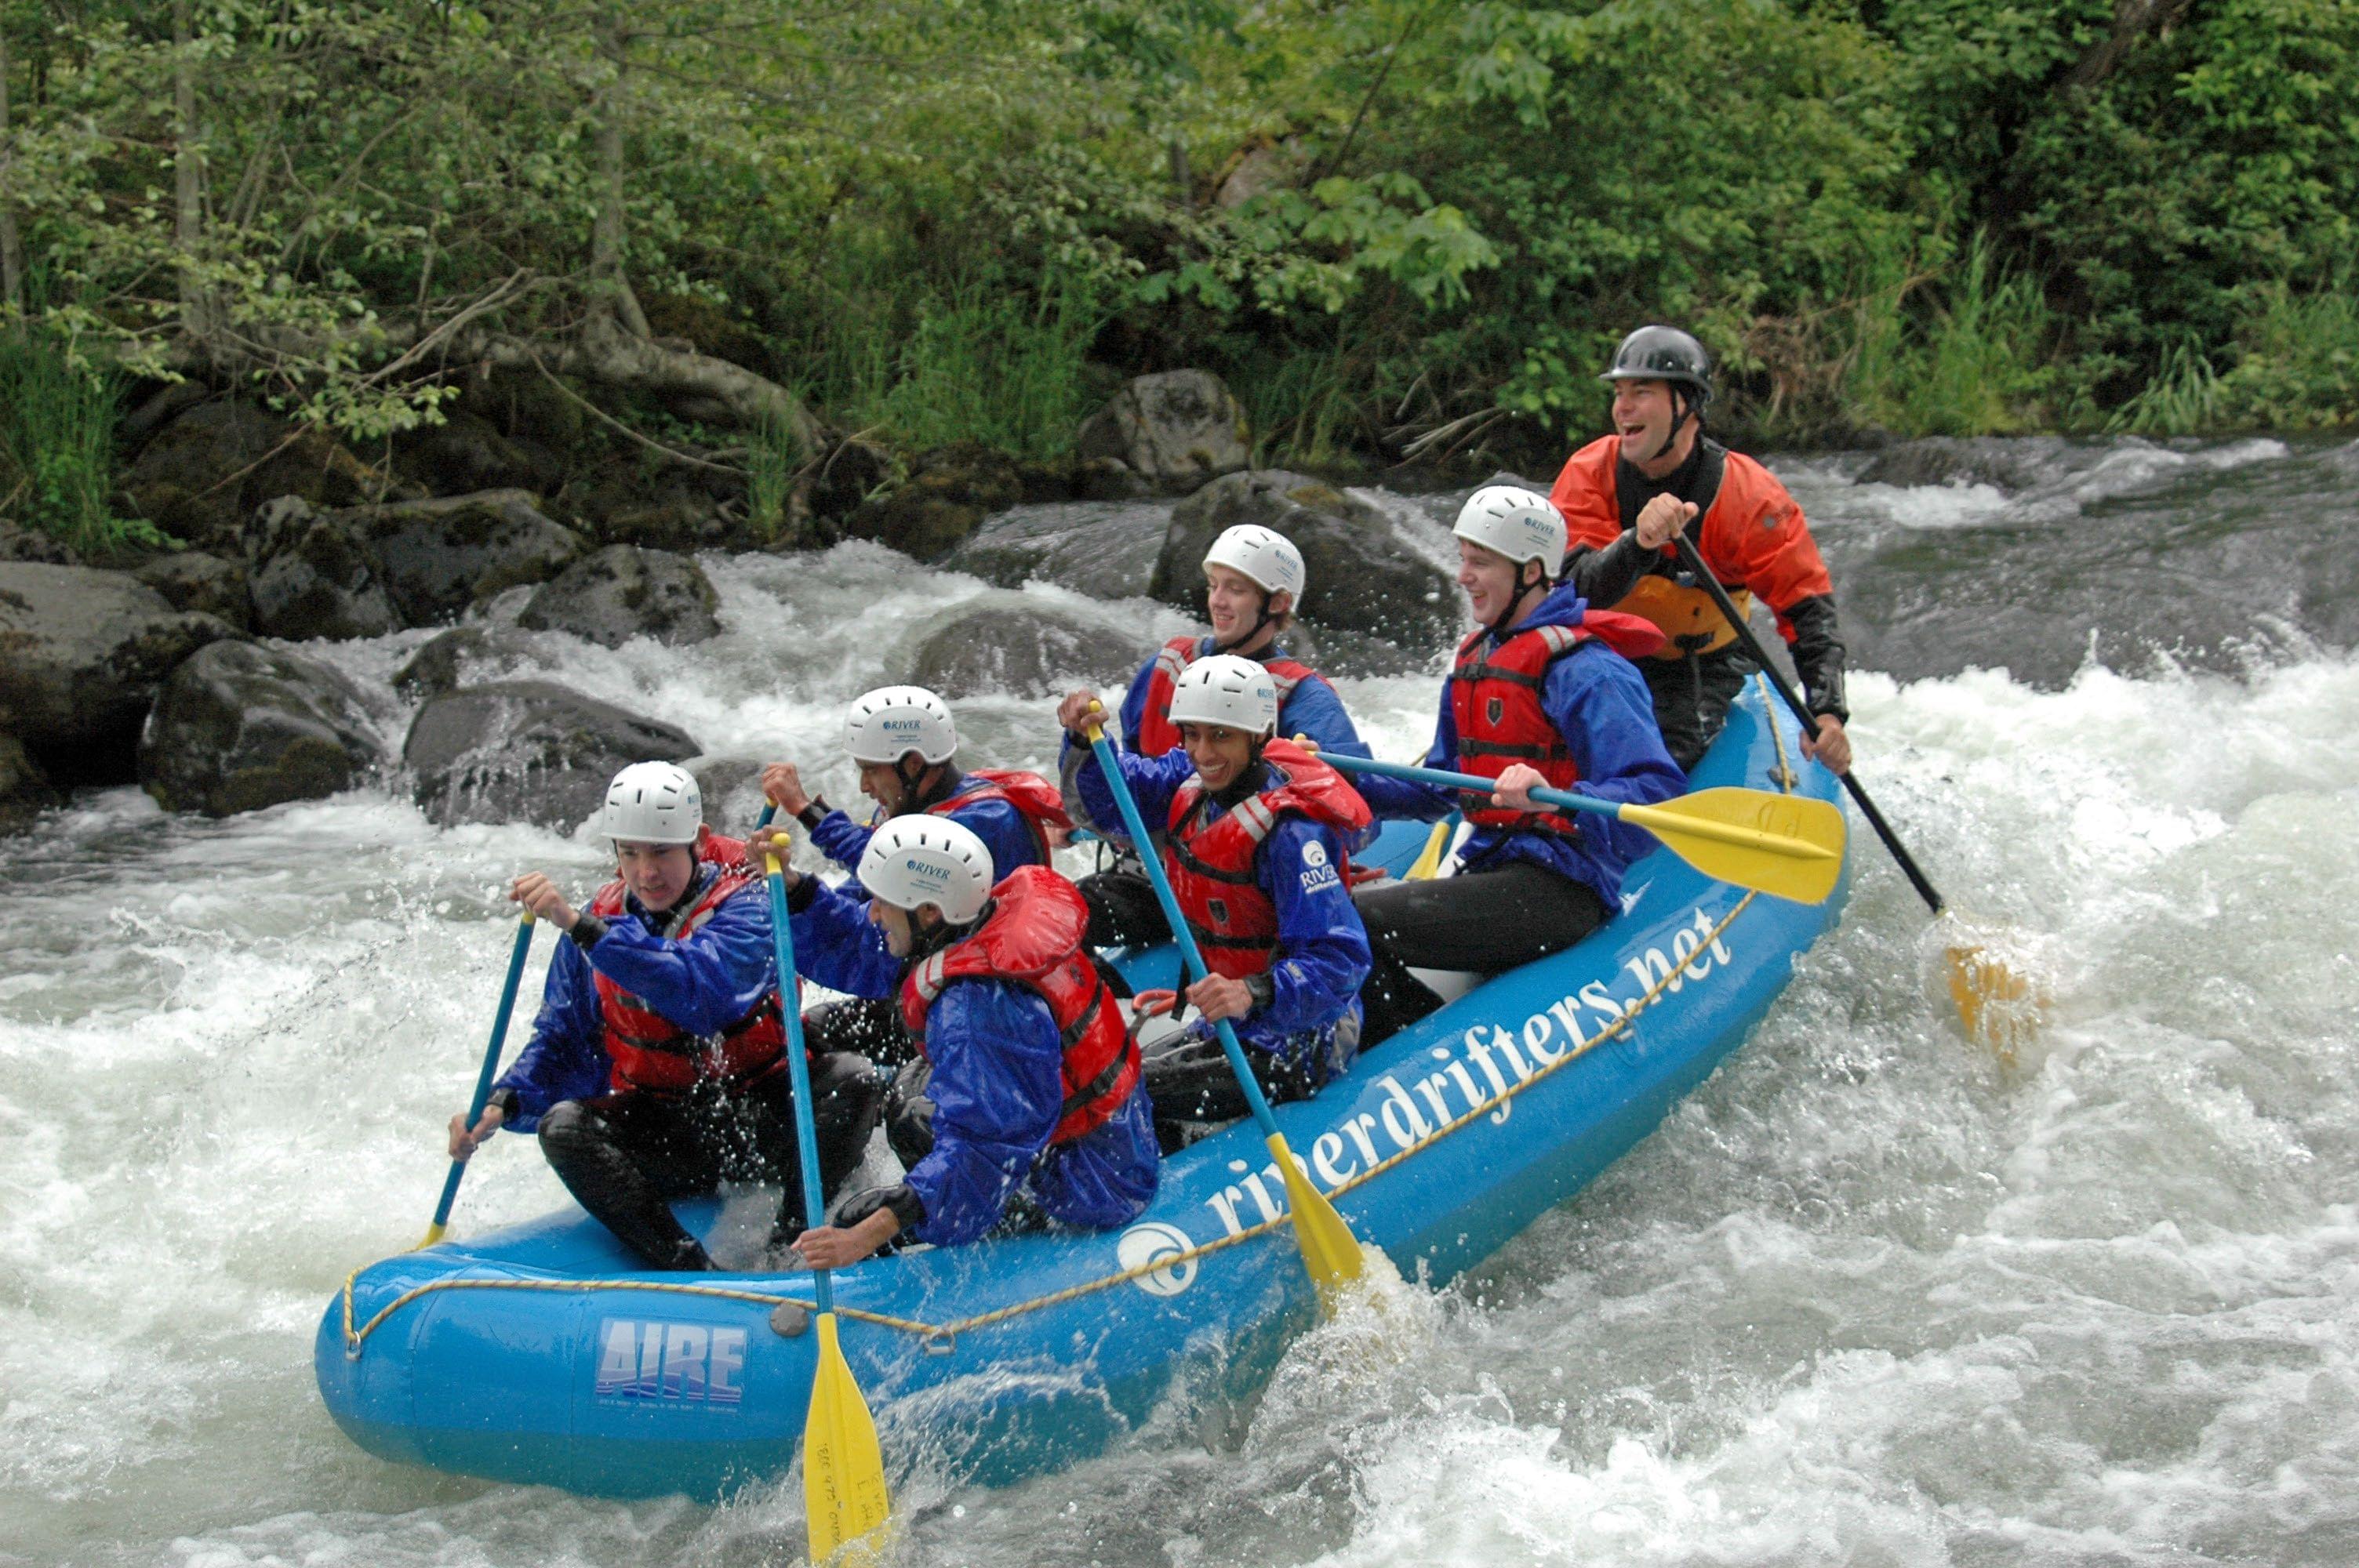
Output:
[1212, 590, 1278, 655]
[891, 755, 931, 815]
[1648, 386, 1696, 465]
[1484, 564, 1547, 641]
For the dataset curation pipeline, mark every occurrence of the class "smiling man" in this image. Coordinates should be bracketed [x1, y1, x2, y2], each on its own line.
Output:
[1060, 656, 1373, 1151]
[1549, 325, 1853, 775]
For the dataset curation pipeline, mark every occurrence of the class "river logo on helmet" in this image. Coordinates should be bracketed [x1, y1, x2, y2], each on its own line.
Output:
[903, 856, 954, 887]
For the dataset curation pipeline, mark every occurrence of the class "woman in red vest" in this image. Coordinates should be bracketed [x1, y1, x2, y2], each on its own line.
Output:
[1347, 489, 1686, 1044]
[445, 763, 881, 1272]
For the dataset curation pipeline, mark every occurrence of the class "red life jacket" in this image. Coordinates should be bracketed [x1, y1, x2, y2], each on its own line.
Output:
[896, 866, 1139, 1145]
[1163, 738, 1372, 981]
[927, 770, 1070, 865]
[1136, 635, 1322, 757]
[1448, 612, 1665, 835]
[587, 856, 787, 1094]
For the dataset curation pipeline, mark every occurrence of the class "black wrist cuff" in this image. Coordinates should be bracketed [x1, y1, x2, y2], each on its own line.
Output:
[785, 875, 820, 913]
[568, 915, 606, 949]
[485, 1086, 520, 1120]
[884, 1183, 927, 1232]
[797, 799, 828, 831]
[1243, 972, 1276, 1011]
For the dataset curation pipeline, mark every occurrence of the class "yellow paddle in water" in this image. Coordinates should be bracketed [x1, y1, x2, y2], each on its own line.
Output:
[1324, 755, 1847, 907]
[1667, 533, 2048, 1057]
[1083, 709, 1375, 1311]
[761, 838, 891, 1562]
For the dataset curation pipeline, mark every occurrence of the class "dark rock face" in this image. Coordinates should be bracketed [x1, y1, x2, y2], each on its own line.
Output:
[0, 733, 60, 833]
[1154, 470, 1458, 657]
[845, 444, 1026, 561]
[391, 625, 544, 700]
[405, 681, 700, 828]
[244, 497, 402, 641]
[133, 551, 253, 630]
[518, 545, 722, 648]
[0, 520, 78, 565]
[139, 641, 386, 817]
[908, 602, 1156, 700]
[353, 490, 585, 624]
[121, 400, 391, 550]
[390, 409, 558, 497]
[939, 501, 1169, 600]
[1075, 371, 1250, 494]
[0, 562, 235, 780]
[1856, 437, 2052, 492]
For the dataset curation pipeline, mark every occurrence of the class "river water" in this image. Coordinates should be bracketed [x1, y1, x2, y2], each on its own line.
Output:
[5, 436, 2357, 1566]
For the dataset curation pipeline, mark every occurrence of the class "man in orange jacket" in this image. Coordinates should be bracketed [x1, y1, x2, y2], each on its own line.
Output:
[1548, 326, 1852, 775]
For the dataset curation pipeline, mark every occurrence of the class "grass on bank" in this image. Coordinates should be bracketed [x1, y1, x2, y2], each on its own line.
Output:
[0, 327, 168, 559]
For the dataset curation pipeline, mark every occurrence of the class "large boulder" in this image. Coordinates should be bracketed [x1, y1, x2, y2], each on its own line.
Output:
[1154, 470, 1458, 656]
[133, 550, 253, 630]
[845, 444, 1025, 562]
[390, 408, 558, 498]
[121, 399, 393, 550]
[0, 562, 235, 781]
[391, 625, 545, 700]
[518, 545, 722, 648]
[139, 641, 386, 817]
[243, 496, 402, 641]
[403, 681, 699, 829]
[0, 518, 77, 564]
[352, 490, 586, 624]
[939, 500, 1169, 601]
[0, 733, 60, 833]
[1075, 371, 1249, 494]
[908, 601, 1157, 700]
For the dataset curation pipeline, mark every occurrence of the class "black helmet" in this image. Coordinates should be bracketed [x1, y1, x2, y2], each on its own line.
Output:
[1598, 325, 1712, 405]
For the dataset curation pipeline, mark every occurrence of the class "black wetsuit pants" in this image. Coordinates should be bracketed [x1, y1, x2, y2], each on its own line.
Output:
[1140, 1031, 1323, 1154]
[536, 1053, 881, 1271]
[1353, 861, 1611, 1047]
[1642, 648, 1754, 771]
[1078, 868, 1168, 951]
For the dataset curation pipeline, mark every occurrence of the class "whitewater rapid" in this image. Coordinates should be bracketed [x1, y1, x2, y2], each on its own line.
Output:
[5, 436, 2357, 1566]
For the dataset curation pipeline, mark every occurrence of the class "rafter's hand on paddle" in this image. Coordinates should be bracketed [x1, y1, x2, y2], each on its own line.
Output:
[447, 1102, 503, 1161]
[760, 761, 812, 818]
[1803, 715, 1852, 776]
[1056, 688, 1103, 739]
[509, 873, 578, 931]
[796, 1207, 900, 1271]
[1491, 762, 1549, 813]
[1185, 972, 1254, 1023]
[747, 827, 801, 886]
[1634, 495, 1699, 550]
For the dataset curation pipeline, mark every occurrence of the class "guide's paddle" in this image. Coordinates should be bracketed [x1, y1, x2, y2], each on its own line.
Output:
[420, 910, 536, 1249]
[1325, 754, 1846, 907]
[1667, 532, 2046, 1054]
[761, 839, 891, 1562]
[1405, 812, 1459, 880]
[1083, 708, 1373, 1312]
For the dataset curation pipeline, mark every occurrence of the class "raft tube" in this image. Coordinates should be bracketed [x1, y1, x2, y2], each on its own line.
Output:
[314, 683, 1847, 1498]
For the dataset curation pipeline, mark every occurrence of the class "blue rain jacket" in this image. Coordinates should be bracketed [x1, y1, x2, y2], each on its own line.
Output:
[491, 866, 780, 1133]
[1350, 584, 1687, 908]
[808, 771, 1046, 889]
[791, 873, 1158, 1245]
[1072, 744, 1372, 1081]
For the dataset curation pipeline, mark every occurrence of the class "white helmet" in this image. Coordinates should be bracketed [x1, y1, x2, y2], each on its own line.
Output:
[845, 685, 957, 766]
[1202, 524, 1306, 603]
[1452, 485, 1566, 579]
[598, 761, 703, 844]
[859, 815, 994, 924]
[1165, 654, 1278, 736]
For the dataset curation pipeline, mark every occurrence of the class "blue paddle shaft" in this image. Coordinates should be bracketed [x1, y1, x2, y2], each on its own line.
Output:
[1084, 728, 1286, 1139]
[765, 857, 835, 1316]
[433, 913, 536, 1229]
[1324, 752, 1612, 822]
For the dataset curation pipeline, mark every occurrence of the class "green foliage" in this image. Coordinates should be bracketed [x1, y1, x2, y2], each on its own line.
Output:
[1848, 234, 2059, 437]
[859, 269, 1109, 461]
[2211, 285, 2359, 430]
[745, 406, 799, 543]
[0, 327, 166, 558]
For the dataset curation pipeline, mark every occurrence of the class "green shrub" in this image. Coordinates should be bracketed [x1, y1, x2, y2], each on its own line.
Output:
[0, 328, 165, 559]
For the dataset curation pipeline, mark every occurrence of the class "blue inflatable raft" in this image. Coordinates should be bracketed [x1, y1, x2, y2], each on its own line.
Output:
[315, 683, 1848, 1497]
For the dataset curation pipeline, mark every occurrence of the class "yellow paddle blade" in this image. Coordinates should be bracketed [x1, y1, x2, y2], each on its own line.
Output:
[1939, 920, 2051, 1067]
[415, 1221, 446, 1250]
[804, 1313, 892, 1563]
[1268, 1133, 1372, 1314]
[1617, 787, 1848, 905]
[1404, 818, 1454, 881]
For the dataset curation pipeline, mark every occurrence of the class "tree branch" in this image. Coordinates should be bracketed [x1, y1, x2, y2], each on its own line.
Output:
[2066, 0, 2197, 89]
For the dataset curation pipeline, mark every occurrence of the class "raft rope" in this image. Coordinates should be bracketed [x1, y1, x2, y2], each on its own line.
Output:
[343, 682, 1805, 1359]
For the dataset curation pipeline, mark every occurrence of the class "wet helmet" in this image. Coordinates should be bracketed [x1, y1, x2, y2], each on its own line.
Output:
[1202, 524, 1307, 603]
[1598, 325, 1713, 404]
[845, 685, 958, 766]
[597, 761, 703, 844]
[858, 815, 994, 925]
[1452, 485, 1567, 579]
[1165, 654, 1280, 736]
